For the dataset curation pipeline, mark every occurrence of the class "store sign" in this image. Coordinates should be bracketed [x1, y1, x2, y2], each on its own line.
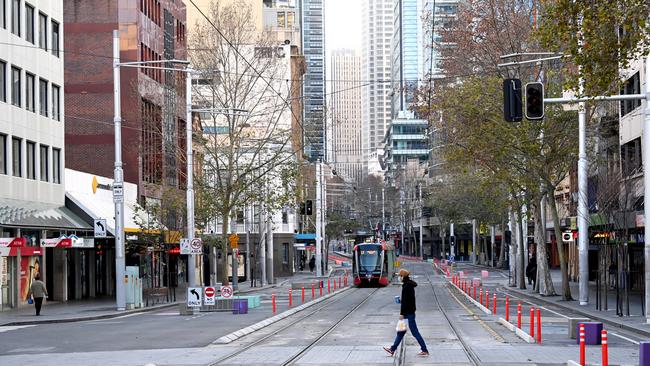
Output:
[0, 237, 26, 247]
[72, 238, 95, 248]
[41, 237, 72, 248]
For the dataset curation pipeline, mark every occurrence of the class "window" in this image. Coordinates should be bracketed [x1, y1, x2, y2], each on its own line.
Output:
[52, 148, 60, 183]
[621, 137, 642, 176]
[0, 0, 5, 29]
[282, 243, 289, 264]
[25, 141, 34, 179]
[282, 210, 288, 224]
[11, 66, 20, 107]
[51, 84, 59, 120]
[38, 12, 46, 51]
[11, 137, 20, 177]
[620, 72, 642, 117]
[0, 134, 5, 174]
[51, 20, 59, 56]
[287, 12, 294, 27]
[38, 78, 47, 116]
[25, 3, 33, 43]
[277, 12, 285, 27]
[25, 72, 34, 112]
[39, 144, 47, 181]
[236, 210, 244, 224]
[11, 0, 18, 36]
[0, 61, 6, 103]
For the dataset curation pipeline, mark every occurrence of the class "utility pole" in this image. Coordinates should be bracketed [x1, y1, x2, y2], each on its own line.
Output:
[643, 55, 650, 323]
[381, 188, 385, 239]
[450, 222, 455, 258]
[315, 161, 323, 277]
[245, 204, 251, 283]
[419, 184, 423, 259]
[400, 190, 405, 256]
[112, 30, 126, 311]
[185, 67, 196, 289]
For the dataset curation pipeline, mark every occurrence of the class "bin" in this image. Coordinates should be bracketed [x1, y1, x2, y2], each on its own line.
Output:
[232, 299, 248, 314]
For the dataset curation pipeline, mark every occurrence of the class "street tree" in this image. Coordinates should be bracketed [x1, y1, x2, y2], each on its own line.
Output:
[189, 1, 298, 285]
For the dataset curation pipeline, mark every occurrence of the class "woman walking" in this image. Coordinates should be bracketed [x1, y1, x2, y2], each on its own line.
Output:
[384, 269, 429, 357]
[26, 273, 48, 316]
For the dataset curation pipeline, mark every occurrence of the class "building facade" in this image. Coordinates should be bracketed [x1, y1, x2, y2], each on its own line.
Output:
[0, 0, 93, 310]
[330, 49, 363, 184]
[299, 0, 325, 161]
[362, 0, 393, 176]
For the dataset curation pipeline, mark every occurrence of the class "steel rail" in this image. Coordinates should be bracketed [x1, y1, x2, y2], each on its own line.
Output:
[207, 287, 378, 365]
[424, 269, 482, 366]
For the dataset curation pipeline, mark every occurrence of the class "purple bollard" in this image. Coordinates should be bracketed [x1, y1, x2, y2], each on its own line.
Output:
[575, 322, 603, 345]
[640, 341, 650, 366]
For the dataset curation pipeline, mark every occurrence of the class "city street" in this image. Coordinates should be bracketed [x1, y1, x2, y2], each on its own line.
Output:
[0, 260, 641, 365]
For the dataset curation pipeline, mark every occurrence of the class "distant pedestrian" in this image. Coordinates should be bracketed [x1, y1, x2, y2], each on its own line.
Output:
[384, 269, 429, 357]
[309, 256, 315, 273]
[27, 273, 48, 316]
[526, 255, 537, 286]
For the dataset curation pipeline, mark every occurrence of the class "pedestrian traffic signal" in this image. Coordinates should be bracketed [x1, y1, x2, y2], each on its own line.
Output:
[306, 200, 313, 215]
[525, 82, 544, 120]
[503, 78, 523, 122]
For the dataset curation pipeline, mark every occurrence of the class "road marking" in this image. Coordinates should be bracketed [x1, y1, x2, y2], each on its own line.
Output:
[609, 331, 640, 345]
[110, 312, 145, 320]
[0, 325, 35, 333]
[447, 284, 506, 343]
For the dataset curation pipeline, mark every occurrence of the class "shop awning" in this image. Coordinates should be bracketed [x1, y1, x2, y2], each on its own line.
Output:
[65, 191, 158, 237]
[0, 198, 91, 230]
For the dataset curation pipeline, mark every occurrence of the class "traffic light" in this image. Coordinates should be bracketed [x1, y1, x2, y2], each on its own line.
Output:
[306, 200, 313, 215]
[503, 78, 523, 122]
[299, 202, 306, 215]
[525, 82, 544, 120]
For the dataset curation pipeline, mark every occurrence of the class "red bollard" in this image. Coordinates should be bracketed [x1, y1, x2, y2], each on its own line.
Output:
[480, 288, 483, 304]
[289, 289, 293, 307]
[473, 285, 477, 300]
[311, 283, 315, 299]
[485, 290, 489, 308]
[339, 276, 342, 288]
[334, 278, 337, 290]
[493, 293, 497, 314]
[272, 293, 276, 313]
[529, 308, 535, 338]
[302, 287, 305, 303]
[505, 296, 510, 322]
[579, 323, 586, 366]
[327, 279, 331, 293]
[601, 330, 608, 366]
[536, 308, 542, 344]
[320, 282, 323, 296]
[517, 302, 522, 329]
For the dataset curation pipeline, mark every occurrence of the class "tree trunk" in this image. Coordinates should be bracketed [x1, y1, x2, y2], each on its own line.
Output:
[515, 208, 526, 289]
[498, 219, 506, 268]
[547, 183, 573, 300]
[220, 211, 230, 286]
[533, 201, 556, 296]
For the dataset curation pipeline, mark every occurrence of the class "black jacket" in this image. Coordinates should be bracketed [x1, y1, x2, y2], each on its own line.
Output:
[400, 277, 417, 315]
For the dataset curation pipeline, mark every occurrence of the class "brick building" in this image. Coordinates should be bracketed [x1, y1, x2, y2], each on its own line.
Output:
[63, 0, 188, 293]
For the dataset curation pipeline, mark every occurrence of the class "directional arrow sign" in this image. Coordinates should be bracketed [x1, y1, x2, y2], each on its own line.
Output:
[94, 219, 107, 238]
[187, 287, 202, 307]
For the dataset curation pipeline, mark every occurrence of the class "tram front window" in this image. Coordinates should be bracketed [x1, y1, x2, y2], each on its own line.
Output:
[359, 249, 382, 272]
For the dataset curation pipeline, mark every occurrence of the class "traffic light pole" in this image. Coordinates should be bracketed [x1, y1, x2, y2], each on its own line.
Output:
[315, 161, 322, 277]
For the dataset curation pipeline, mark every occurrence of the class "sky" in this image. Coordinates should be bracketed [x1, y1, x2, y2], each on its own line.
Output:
[324, 0, 362, 55]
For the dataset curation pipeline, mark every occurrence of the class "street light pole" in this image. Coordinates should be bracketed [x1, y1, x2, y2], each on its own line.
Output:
[577, 99, 588, 305]
[643, 55, 650, 323]
[112, 30, 126, 311]
[186, 68, 196, 288]
[315, 160, 323, 277]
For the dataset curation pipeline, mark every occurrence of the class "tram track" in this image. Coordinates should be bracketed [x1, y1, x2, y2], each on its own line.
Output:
[422, 268, 482, 366]
[207, 287, 380, 366]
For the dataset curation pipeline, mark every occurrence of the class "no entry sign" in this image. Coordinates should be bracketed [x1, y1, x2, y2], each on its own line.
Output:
[204, 286, 216, 306]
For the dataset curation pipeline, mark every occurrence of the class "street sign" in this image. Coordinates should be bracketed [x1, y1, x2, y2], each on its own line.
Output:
[204, 286, 216, 306]
[187, 287, 202, 307]
[220, 285, 233, 299]
[180, 238, 203, 255]
[113, 184, 124, 203]
[94, 219, 107, 238]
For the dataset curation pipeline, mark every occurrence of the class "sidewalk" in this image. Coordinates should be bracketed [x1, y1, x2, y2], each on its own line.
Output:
[470, 263, 650, 338]
[0, 271, 326, 326]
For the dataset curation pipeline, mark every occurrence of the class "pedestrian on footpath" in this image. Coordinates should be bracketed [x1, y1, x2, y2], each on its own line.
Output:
[384, 269, 429, 357]
[26, 273, 48, 316]
[309, 256, 315, 273]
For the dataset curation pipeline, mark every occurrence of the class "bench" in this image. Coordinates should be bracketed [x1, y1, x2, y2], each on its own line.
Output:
[143, 287, 169, 307]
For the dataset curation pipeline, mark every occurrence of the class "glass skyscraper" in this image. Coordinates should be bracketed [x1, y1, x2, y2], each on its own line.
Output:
[299, 0, 325, 161]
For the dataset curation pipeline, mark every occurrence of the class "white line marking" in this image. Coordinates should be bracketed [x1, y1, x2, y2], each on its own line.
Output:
[609, 331, 640, 345]
[110, 312, 144, 319]
[0, 325, 35, 333]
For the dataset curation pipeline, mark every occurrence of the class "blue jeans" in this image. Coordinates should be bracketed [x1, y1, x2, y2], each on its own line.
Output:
[390, 313, 428, 352]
